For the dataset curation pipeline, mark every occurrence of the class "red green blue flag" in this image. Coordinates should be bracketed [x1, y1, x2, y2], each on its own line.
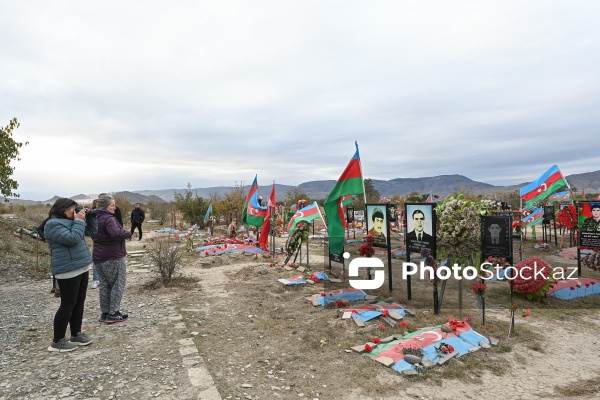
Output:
[324, 142, 364, 254]
[522, 207, 544, 227]
[547, 190, 571, 203]
[520, 165, 567, 208]
[242, 176, 259, 227]
[287, 201, 323, 235]
[246, 192, 267, 227]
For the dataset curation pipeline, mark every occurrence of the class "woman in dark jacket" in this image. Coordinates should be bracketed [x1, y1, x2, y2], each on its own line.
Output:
[92, 195, 132, 323]
[44, 198, 98, 352]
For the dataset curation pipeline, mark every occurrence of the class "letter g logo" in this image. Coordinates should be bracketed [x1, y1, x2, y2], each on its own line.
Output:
[349, 257, 385, 290]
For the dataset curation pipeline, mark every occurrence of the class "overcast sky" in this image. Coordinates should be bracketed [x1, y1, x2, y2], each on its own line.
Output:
[2, 1, 599, 201]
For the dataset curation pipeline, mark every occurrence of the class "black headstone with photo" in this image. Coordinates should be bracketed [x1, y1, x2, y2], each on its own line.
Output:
[481, 216, 513, 263]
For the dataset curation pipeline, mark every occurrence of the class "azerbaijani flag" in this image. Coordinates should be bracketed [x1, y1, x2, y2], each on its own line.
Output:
[259, 183, 276, 251]
[425, 192, 434, 203]
[324, 142, 364, 254]
[242, 176, 259, 227]
[522, 207, 544, 227]
[547, 189, 571, 203]
[203, 203, 212, 223]
[520, 165, 567, 208]
[290, 204, 297, 212]
[436, 193, 449, 203]
[288, 201, 322, 235]
[246, 192, 267, 227]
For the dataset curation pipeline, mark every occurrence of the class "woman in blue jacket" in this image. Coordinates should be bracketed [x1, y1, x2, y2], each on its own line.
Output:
[92, 195, 132, 323]
[44, 198, 98, 352]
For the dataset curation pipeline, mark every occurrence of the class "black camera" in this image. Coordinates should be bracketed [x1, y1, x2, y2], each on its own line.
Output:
[75, 206, 97, 217]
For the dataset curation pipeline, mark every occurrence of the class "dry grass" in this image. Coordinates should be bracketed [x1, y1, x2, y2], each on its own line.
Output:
[553, 374, 600, 397]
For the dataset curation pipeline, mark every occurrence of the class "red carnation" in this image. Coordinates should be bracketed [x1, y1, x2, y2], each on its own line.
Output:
[379, 324, 386, 331]
[400, 321, 408, 328]
[372, 337, 381, 344]
[364, 344, 373, 353]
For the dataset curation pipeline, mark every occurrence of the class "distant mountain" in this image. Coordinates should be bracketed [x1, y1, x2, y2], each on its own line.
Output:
[5, 170, 600, 205]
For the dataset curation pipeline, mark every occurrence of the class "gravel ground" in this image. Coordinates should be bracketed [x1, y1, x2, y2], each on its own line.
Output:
[0, 240, 219, 400]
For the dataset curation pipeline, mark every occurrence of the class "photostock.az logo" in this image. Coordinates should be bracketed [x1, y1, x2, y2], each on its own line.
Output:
[346, 252, 385, 290]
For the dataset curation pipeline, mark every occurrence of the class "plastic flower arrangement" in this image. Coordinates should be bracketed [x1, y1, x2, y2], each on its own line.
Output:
[435, 195, 481, 265]
[582, 252, 600, 271]
[558, 205, 578, 230]
[470, 282, 487, 297]
[447, 317, 465, 331]
[435, 342, 455, 354]
[513, 256, 554, 299]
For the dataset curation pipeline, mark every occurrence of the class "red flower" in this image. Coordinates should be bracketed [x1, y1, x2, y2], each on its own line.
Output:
[320, 293, 326, 297]
[372, 337, 381, 344]
[382, 310, 389, 317]
[400, 321, 408, 328]
[364, 344, 373, 353]
[442, 347, 448, 354]
[522, 309, 531, 317]
[379, 324, 386, 331]
[269, 263, 273, 267]
[448, 345, 454, 352]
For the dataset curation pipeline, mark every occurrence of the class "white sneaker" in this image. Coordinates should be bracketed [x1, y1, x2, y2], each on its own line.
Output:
[91, 280, 99, 289]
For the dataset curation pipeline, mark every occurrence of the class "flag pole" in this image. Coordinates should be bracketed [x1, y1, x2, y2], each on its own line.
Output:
[557, 164, 576, 205]
[356, 141, 367, 206]
[317, 202, 328, 231]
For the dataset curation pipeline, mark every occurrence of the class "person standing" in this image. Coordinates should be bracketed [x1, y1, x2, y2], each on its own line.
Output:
[90, 193, 125, 289]
[130, 203, 145, 241]
[92, 196, 133, 323]
[44, 198, 98, 352]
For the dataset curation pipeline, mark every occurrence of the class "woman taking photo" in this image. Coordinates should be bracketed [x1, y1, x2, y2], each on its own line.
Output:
[92, 195, 132, 323]
[44, 198, 98, 352]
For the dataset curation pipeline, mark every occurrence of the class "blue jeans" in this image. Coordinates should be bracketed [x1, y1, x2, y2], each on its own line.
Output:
[93, 265, 99, 281]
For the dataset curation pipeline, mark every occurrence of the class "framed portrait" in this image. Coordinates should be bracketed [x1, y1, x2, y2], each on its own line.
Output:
[543, 204, 555, 225]
[405, 203, 436, 256]
[346, 206, 354, 224]
[387, 203, 398, 222]
[366, 204, 388, 248]
[578, 201, 600, 248]
[481, 216, 512, 261]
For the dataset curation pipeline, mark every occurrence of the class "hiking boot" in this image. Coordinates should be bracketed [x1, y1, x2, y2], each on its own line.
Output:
[91, 280, 99, 289]
[115, 311, 128, 319]
[70, 332, 93, 346]
[98, 313, 108, 322]
[48, 338, 78, 352]
[104, 313, 125, 324]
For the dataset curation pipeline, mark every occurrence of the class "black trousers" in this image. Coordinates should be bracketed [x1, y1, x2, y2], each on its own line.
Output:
[54, 271, 88, 341]
[131, 222, 143, 238]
